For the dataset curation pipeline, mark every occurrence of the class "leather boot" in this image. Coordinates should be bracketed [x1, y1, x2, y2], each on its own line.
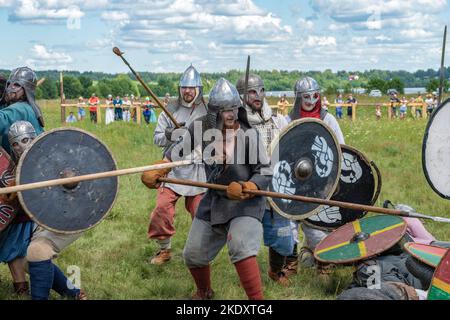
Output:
[191, 288, 214, 300]
[149, 249, 171, 265]
[283, 244, 298, 277]
[268, 247, 289, 286]
[13, 281, 29, 296]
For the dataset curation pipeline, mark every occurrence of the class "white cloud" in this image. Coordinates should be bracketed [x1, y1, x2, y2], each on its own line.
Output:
[101, 11, 129, 22]
[25, 44, 73, 70]
[297, 18, 314, 30]
[306, 36, 337, 47]
[400, 28, 434, 39]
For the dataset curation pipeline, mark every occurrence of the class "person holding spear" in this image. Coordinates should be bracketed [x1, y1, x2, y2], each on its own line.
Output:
[141, 78, 271, 300]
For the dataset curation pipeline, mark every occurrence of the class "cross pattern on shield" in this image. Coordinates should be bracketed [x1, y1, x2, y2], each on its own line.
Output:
[314, 215, 407, 264]
[268, 118, 341, 220]
[16, 128, 119, 234]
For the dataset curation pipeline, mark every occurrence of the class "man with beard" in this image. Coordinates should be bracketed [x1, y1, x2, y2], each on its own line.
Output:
[283, 77, 345, 272]
[142, 78, 271, 300]
[148, 65, 208, 265]
[235, 74, 292, 285]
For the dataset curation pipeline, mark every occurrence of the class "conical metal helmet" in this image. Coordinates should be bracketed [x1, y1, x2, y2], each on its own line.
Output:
[179, 64, 202, 88]
[6, 67, 44, 127]
[294, 76, 320, 95]
[236, 73, 264, 95]
[8, 120, 37, 159]
[208, 78, 241, 111]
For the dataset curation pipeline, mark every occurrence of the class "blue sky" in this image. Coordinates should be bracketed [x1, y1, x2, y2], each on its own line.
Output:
[1, 0, 449, 73]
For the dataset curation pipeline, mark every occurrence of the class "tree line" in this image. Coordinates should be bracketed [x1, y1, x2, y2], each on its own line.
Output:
[1, 67, 449, 99]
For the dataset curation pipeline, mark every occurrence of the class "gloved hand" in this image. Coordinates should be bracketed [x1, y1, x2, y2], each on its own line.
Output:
[226, 181, 258, 200]
[141, 160, 172, 189]
[164, 122, 186, 141]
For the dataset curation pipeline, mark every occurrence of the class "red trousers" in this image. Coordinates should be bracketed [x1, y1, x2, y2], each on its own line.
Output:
[148, 187, 203, 240]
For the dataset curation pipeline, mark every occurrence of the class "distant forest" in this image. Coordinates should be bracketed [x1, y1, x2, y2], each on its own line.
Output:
[1, 67, 449, 99]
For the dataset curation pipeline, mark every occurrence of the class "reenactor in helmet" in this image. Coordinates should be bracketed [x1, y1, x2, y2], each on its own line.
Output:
[147, 65, 208, 265]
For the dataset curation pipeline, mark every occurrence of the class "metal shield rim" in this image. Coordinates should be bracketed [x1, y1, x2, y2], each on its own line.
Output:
[313, 215, 407, 264]
[303, 144, 377, 231]
[267, 118, 342, 221]
[16, 127, 119, 234]
[422, 97, 450, 200]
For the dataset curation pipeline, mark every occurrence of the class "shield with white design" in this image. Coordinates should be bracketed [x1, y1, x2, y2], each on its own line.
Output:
[422, 98, 450, 199]
[305, 145, 381, 230]
[268, 118, 341, 220]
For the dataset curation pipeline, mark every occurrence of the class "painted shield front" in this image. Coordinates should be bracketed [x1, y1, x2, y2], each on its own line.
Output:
[17, 128, 119, 234]
[422, 98, 450, 199]
[305, 145, 380, 230]
[404, 242, 447, 268]
[0, 147, 20, 233]
[268, 118, 341, 220]
[428, 249, 450, 300]
[314, 215, 407, 264]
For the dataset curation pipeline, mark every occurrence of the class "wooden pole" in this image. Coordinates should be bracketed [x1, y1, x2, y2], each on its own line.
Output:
[97, 104, 102, 124]
[112, 47, 180, 128]
[137, 105, 141, 125]
[438, 25, 447, 106]
[351, 103, 356, 122]
[60, 72, 65, 124]
[158, 177, 450, 223]
[0, 160, 192, 195]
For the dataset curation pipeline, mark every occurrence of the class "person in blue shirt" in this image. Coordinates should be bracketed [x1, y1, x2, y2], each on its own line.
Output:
[1, 67, 86, 300]
[66, 111, 77, 123]
[143, 97, 157, 124]
[113, 95, 123, 121]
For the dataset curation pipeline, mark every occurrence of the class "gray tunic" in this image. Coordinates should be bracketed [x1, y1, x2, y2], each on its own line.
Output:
[154, 100, 208, 196]
[165, 117, 271, 226]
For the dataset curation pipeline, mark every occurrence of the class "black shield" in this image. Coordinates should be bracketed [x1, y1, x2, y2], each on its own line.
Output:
[268, 118, 341, 220]
[422, 98, 450, 199]
[17, 128, 118, 234]
[305, 145, 381, 230]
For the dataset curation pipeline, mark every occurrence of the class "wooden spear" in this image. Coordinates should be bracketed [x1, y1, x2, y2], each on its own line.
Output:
[112, 47, 181, 128]
[158, 177, 450, 223]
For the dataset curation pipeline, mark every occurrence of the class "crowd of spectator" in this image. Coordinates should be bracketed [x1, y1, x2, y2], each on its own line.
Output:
[68, 93, 162, 125]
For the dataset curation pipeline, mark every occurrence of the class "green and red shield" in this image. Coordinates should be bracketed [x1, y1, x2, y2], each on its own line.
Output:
[428, 249, 450, 300]
[404, 242, 447, 267]
[314, 215, 407, 264]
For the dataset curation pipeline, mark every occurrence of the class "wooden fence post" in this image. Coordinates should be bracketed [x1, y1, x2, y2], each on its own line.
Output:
[60, 72, 65, 124]
[97, 105, 102, 124]
[136, 105, 141, 125]
[387, 103, 392, 120]
[351, 103, 356, 122]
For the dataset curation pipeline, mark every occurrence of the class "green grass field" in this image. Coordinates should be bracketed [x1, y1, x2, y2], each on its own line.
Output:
[0, 97, 449, 300]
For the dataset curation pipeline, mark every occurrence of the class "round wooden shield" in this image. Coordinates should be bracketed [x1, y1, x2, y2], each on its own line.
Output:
[422, 98, 450, 199]
[17, 128, 119, 234]
[305, 145, 380, 230]
[314, 215, 407, 264]
[428, 249, 450, 300]
[0, 146, 20, 233]
[268, 118, 341, 220]
[404, 242, 447, 268]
